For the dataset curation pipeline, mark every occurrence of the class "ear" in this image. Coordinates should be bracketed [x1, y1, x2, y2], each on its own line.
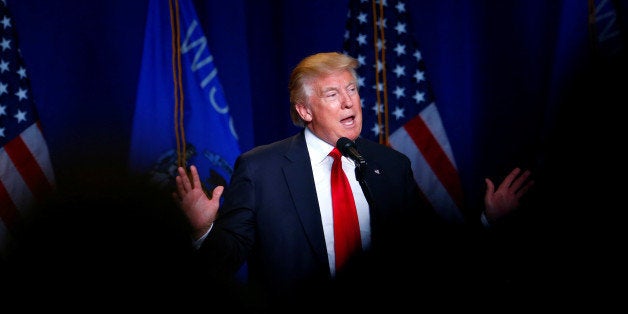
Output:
[295, 102, 313, 122]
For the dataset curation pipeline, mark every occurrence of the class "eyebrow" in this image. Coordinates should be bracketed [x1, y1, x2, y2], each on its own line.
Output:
[321, 86, 340, 93]
[321, 81, 357, 93]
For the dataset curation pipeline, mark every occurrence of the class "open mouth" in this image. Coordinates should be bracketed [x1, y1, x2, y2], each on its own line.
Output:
[340, 116, 355, 125]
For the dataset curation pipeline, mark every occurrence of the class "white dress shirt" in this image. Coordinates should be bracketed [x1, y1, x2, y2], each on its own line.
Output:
[304, 128, 371, 277]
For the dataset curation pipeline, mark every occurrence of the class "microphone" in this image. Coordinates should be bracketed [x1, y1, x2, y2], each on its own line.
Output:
[337, 137, 374, 207]
[336, 137, 367, 168]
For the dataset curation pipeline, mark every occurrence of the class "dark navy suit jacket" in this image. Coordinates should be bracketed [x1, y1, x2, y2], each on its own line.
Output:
[197, 129, 439, 306]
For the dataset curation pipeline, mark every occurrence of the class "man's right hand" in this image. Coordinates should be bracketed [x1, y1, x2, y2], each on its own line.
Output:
[174, 165, 223, 240]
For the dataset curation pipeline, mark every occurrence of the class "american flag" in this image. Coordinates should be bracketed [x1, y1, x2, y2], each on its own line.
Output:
[343, 0, 464, 223]
[0, 1, 55, 252]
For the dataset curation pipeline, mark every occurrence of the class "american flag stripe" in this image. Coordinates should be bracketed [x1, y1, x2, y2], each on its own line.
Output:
[0, 178, 20, 224]
[0, 143, 34, 216]
[0, 124, 53, 244]
[17, 123, 54, 191]
[3, 123, 54, 203]
[403, 105, 462, 205]
[0, 148, 31, 223]
[390, 104, 464, 222]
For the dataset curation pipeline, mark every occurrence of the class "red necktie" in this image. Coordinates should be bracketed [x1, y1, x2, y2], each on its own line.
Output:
[329, 147, 361, 271]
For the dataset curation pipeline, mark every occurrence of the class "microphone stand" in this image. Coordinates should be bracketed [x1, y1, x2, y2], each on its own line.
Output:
[354, 163, 376, 211]
[336, 137, 376, 211]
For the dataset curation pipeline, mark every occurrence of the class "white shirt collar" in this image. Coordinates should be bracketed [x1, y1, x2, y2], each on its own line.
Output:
[304, 127, 334, 165]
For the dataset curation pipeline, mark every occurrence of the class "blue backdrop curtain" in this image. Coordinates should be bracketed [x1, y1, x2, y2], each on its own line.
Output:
[10, 0, 626, 204]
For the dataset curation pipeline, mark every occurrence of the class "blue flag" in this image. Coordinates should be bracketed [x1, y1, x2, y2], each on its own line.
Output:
[591, 0, 624, 58]
[129, 0, 241, 193]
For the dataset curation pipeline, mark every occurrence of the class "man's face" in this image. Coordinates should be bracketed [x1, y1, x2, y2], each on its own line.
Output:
[297, 70, 362, 146]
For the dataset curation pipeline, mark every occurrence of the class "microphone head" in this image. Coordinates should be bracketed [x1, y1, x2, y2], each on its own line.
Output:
[336, 137, 355, 156]
[337, 137, 368, 179]
[336, 137, 366, 168]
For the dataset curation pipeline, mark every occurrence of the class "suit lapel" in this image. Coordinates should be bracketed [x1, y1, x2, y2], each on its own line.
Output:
[282, 132, 329, 269]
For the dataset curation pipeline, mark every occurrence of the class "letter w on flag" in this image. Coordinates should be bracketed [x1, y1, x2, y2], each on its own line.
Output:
[129, 0, 241, 194]
[0, 2, 55, 253]
[343, 0, 464, 223]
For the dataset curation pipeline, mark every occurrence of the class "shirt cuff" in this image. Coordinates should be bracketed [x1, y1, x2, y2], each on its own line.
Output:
[193, 223, 213, 249]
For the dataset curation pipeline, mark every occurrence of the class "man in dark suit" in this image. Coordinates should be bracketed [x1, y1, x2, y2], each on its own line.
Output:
[174, 52, 429, 309]
[174, 52, 528, 311]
